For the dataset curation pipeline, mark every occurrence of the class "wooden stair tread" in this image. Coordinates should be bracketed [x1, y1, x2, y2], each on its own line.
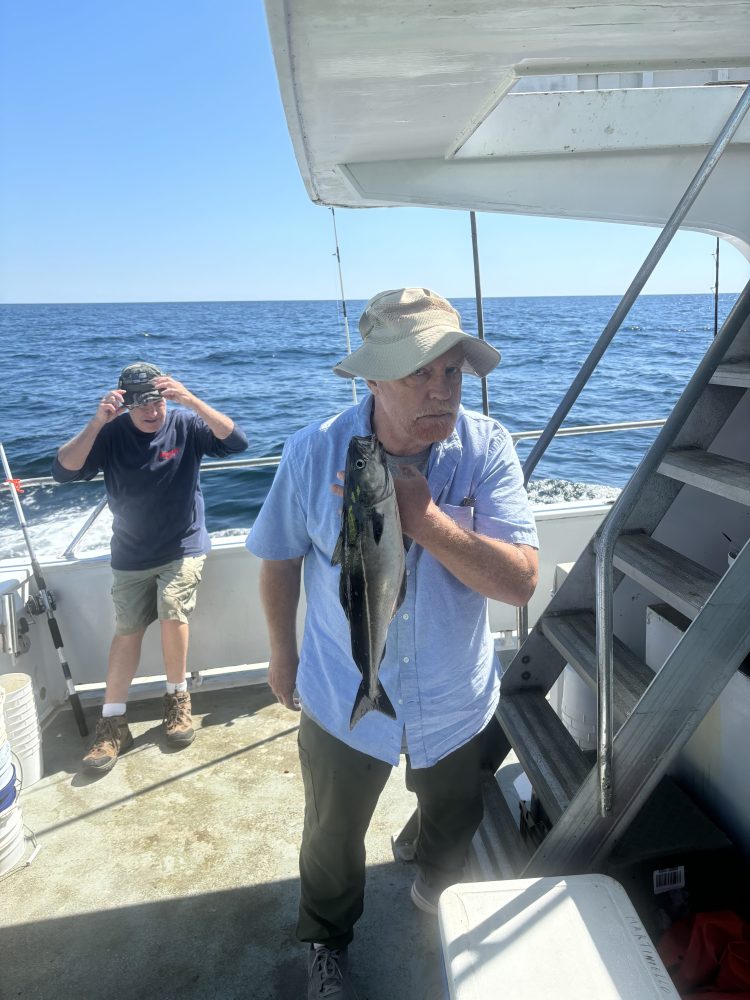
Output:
[659, 448, 750, 505]
[541, 611, 654, 725]
[497, 690, 590, 824]
[614, 533, 720, 620]
[470, 774, 531, 880]
[710, 360, 750, 388]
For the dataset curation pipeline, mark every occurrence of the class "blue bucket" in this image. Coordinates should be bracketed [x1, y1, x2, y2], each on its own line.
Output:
[0, 765, 18, 813]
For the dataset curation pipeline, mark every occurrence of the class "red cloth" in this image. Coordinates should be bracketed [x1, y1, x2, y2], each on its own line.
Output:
[658, 911, 750, 997]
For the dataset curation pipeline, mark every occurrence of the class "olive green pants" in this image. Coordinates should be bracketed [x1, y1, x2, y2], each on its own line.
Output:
[297, 711, 484, 948]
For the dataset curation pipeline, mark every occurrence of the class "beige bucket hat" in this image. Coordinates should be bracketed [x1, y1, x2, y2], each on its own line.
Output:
[332, 287, 501, 381]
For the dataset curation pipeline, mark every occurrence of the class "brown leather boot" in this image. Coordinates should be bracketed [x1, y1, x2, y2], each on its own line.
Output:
[163, 690, 195, 746]
[81, 714, 133, 773]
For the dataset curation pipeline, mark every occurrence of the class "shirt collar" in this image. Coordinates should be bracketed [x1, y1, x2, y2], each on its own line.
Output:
[354, 394, 464, 502]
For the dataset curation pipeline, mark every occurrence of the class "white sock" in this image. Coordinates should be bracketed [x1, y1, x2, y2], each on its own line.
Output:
[166, 680, 188, 694]
[102, 702, 126, 718]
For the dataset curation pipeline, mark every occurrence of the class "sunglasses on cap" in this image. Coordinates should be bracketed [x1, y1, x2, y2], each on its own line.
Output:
[122, 386, 165, 410]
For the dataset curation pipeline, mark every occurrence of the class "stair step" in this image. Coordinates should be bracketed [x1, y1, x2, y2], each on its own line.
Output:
[711, 360, 750, 388]
[614, 533, 720, 620]
[497, 691, 590, 824]
[541, 611, 654, 725]
[659, 448, 750, 505]
[470, 775, 531, 880]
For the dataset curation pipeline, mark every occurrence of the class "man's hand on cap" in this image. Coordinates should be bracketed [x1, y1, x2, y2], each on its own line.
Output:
[153, 376, 197, 409]
[96, 389, 126, 425]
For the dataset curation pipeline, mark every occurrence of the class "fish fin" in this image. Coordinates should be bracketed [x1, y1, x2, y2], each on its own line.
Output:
[331, 532, 344, 566]
[349, 680, 398, 729]
[339, 571, 352, 621]
[395, 568, 407, 614]
[370, 509, 384, 544]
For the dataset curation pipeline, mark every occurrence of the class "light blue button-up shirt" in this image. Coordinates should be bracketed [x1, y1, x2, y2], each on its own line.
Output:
[247, 395, 538, 768]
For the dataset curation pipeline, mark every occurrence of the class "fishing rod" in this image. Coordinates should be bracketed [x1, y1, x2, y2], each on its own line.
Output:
[469, 211, 490, 418]
[713, 237, 720, 338]
[0, 443, 88, 737]
[331, 207, 357, 405]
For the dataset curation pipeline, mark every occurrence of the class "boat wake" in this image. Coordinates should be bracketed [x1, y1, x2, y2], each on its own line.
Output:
[0, 477, 619, 562]
[528, 478, 620, 505]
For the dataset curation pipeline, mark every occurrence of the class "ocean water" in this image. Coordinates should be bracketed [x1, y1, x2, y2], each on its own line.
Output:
[0, 294, 738, 560]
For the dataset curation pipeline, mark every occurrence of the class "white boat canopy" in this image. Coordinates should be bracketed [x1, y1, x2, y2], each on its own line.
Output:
[265, 0, 750, 256]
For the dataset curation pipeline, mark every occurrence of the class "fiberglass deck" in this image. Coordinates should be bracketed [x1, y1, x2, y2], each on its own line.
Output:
[0, 685, 444, 1000]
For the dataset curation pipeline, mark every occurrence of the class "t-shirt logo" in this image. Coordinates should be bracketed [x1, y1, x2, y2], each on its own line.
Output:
[160, 448, 179, 460]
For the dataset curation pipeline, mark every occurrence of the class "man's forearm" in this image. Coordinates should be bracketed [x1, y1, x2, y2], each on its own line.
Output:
[414, 508, 538, 605]
[190, 398, 235, 440]
[259, 558, 303, 655]
[56, 419, 104, 471]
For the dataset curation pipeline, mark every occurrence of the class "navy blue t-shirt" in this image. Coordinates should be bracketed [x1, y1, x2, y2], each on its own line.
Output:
[52, 409, 248, 570]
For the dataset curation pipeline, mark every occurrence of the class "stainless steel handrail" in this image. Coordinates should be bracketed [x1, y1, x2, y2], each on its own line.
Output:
[595, 277, 750, 816]
[502, 82, 750, 817]
[61, 497, 109, 559]
[1, 418, 665, 559]
[511, 418, 665, 443]
[594, 84, 750, 817]
[9, 420, 667, 492]
[10, 454, 284, 489]
[522, 83, 750, 489]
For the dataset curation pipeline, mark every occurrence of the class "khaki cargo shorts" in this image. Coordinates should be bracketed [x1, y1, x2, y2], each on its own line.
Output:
[111, 556, 206, 635]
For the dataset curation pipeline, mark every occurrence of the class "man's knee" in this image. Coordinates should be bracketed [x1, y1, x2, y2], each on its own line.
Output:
[157, 556, 206, 622]
[111, 569, 158, 634]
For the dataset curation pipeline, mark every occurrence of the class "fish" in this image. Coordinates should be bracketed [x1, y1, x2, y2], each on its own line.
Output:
[332, 434, 407, 728]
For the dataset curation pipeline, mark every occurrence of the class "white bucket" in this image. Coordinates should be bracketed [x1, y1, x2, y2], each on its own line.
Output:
[0, 672, 44, 788]
[0, 738, 12, 788]
[3, 697, 38, 721]
[4, 714, 41, 744]
[10, 738, 43, 787]
[560, 665, 597, 752]
[0, 800, 25, 876]
[0, 673, 35, 707]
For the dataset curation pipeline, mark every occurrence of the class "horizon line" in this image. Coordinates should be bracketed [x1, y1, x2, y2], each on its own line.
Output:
[0, 289, 741, 307]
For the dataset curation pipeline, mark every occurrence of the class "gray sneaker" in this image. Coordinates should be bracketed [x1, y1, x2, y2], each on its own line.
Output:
[410, 875, 441, 916]
[307, 945, 359, 999]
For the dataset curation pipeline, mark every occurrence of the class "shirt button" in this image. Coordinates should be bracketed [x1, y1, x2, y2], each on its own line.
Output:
[402, 656, 409, 663]
[398, 699, 403, 705]
[402, 613, 409, 620]
[406, 569, 411, 576]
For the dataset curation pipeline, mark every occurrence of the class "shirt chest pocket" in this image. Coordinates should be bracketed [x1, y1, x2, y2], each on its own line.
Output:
[440, 502, 474, 532]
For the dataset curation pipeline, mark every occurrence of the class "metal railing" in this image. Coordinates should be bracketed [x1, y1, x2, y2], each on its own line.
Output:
[523, 83, 750, 487]
[0, 418, 666, 559]
[595, 279, 750, 810]
[12, 418, 666, 493]
[516, 82, 750, 815]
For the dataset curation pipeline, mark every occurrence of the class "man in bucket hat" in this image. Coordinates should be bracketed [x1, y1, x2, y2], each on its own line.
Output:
[248, 288, 538, 1000]
[53, 363, 248, 773]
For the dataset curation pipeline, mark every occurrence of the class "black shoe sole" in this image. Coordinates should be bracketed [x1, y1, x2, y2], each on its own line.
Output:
[165, 730, 196, 747]
[81, 734, 134, 773]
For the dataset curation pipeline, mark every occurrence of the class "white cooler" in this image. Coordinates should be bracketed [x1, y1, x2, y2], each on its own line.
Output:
[438, 874, 678, 999]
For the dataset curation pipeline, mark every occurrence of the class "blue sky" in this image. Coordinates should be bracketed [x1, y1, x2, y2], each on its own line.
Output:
[1, 1, 748, 304]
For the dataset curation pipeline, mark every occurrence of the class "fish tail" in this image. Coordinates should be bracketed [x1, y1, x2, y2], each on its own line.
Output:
[349, 680, 397, 729]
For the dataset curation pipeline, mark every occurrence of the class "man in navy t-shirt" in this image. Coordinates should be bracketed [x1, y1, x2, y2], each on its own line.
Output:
[53, 362, 248, 774]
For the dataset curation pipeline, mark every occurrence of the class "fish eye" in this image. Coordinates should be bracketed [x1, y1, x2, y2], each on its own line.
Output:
[355, 459, 366, 469]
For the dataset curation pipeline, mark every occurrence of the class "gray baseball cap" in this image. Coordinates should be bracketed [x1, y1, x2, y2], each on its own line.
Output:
[118, 362, 164, 407]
